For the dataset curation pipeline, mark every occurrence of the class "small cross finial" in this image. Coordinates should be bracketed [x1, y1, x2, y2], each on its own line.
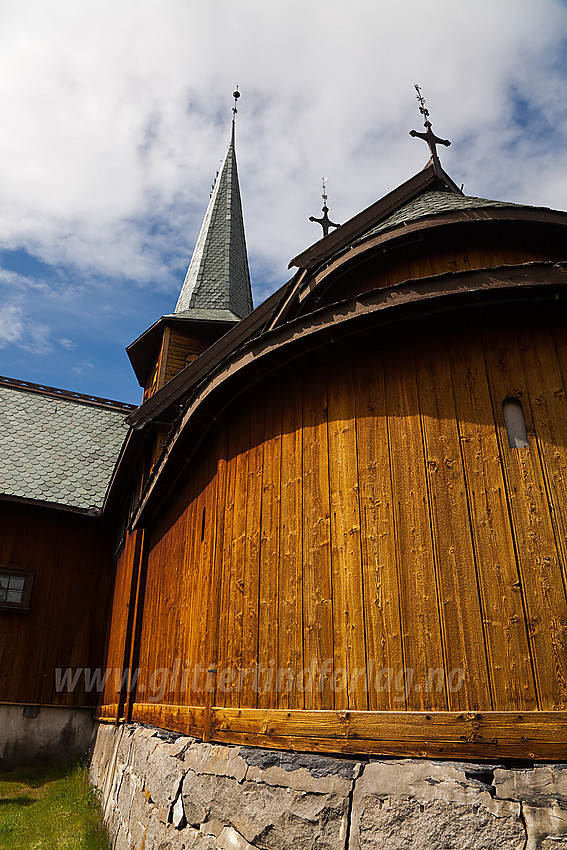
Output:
[232, 86, 240, 120]
[309, 177, 340, 238]
[409, 84, 451, 169]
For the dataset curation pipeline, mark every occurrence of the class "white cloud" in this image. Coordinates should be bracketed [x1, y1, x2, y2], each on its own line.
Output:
[73, 361, 94, 374]
[0, 0, 565, 295]
[58, 337, 75, 350]
[0, 303, 24, 347]
[0, 0, 565, 398]
[0, 300, 52, 354]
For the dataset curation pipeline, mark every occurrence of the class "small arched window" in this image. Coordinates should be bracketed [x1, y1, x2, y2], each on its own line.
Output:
[502, 397, 529, 448]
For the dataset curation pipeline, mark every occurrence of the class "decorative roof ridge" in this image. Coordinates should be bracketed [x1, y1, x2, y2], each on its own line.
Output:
[354, 190, 544, 246]
[289, 161, 461, 271]
[0, 375, 136, 413]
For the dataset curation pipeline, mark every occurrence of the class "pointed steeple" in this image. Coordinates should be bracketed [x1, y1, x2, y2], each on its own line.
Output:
[127, 91, 254, 399]
[174, 96, 253, 320]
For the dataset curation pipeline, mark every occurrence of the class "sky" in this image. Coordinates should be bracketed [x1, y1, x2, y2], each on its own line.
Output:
[0, 0, 566, 404]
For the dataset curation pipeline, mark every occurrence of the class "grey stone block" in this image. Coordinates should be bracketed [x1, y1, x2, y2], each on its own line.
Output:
[146, 811, 217, 849]
[240, 746, 360, 780]
[495, 765, 567, 806]
[523, 803, 567, 850]
[181, 740, 248, 782]
[356, 798, 524, 850]
[181, 770, 348, 849]
[349, 760, 521, 850]
[143, 738, 186, 814]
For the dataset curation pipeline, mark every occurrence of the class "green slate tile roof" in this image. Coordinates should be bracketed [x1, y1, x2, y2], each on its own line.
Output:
[357, 190, 528, 245]
[174, 121, 253, 320]
[0, 380, 131, 512]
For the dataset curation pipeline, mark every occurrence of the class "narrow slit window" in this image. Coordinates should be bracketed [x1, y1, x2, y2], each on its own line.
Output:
[503, 397, 529, 448]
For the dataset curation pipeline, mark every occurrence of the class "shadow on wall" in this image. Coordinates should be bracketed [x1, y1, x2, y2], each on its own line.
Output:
[0, 705, 95, 771]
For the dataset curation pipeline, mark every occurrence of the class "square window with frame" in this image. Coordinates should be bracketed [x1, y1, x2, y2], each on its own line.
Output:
[0, 568, 34, 611]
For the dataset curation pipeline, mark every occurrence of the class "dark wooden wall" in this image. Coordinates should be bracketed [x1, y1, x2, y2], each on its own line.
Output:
[313, 223, 564, 307]
[0, 502, 113, 707]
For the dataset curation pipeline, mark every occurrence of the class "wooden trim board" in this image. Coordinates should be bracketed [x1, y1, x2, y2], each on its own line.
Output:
[98, 704, 567, 761]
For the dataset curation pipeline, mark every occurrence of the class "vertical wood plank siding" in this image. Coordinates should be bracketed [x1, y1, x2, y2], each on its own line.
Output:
[0, 503, 113, 707]
[121, 314, 567, 717]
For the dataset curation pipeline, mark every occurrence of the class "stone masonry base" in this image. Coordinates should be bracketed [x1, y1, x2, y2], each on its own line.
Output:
[90, 722, 567, 850]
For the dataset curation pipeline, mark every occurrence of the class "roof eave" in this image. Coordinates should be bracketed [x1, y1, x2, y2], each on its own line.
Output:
[126, 314, 240, 388]
[0, 491, 102, 518]
[124, 277, 296, 430]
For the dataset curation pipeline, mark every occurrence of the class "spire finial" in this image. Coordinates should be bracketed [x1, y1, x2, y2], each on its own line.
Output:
[232, 86, 240, 120]
[409, 84, 451, 169]
[309, 177, 340, 238]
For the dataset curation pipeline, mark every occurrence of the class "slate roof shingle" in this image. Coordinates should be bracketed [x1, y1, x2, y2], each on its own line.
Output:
[0, 381, 130, 512]
[174, 123, 253, 320]
[358, 190, 528, 244]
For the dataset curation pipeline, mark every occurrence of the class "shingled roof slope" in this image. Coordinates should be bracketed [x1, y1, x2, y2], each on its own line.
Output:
[174, 121, 253, 320]
[0, 378, 131, 513]
[358, 190, 528, 242]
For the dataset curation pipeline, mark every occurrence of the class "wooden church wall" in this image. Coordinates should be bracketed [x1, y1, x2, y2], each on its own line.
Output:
[328, 224, 563, 305]
[0, 502, 113, 707]
[99, 527, 144, 719]
[106, 307, 567, 757]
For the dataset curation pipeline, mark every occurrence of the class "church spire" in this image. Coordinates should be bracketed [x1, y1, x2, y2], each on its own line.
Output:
[174, 89, 253, 320]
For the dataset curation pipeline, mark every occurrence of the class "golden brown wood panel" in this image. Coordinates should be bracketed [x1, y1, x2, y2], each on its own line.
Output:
[354, 348, 404, 711]
[131, 702, 205, 738]
[520, 325, 567, 594]
[117, 312, 567, 752]
[227, 406, 251, 707]
[278, 378, 304, 709]
[215, 423, 236, 709]
[483, 326, 567, 709]
[302, 364, 333, 710]
[178, 462, 203, 702]
[240, 403, 264, 707]
[449, 332, 537, 710]
[385, 346, 446, 710]
[257, 387, 282, 710]
[202, 427, 228, 734]
[128, 703, 567, 761]
[417, 342, 491, 710]
[327, 359, 368, 710]
[164, 329, 207, 384]
[331, 226, 561, 307]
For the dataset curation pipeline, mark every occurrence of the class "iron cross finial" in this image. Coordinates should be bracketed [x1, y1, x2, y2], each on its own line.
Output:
[409, 84, 451, 169]
[309, 177, 340, 238]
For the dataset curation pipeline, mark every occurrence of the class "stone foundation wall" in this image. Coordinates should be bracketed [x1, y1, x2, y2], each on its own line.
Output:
[90, 722, 567, 850]
[0, 705, 95, 770]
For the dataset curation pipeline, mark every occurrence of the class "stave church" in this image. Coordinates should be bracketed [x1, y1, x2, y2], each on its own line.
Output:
[3, 90, 567, 847]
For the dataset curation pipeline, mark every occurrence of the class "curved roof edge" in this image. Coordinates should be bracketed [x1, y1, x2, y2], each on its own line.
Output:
[128, 261, 567, 528]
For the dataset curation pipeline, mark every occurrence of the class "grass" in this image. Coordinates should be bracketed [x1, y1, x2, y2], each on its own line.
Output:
[0, 761, 110, 850]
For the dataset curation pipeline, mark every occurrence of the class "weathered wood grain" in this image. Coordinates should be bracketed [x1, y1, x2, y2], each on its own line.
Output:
[483, 326, 567, 709]
[450, 331, 537, 710]
[327, 359, 368, 710]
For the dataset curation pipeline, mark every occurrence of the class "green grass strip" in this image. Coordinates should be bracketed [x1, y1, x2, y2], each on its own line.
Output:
[0, 761, 110, 850]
